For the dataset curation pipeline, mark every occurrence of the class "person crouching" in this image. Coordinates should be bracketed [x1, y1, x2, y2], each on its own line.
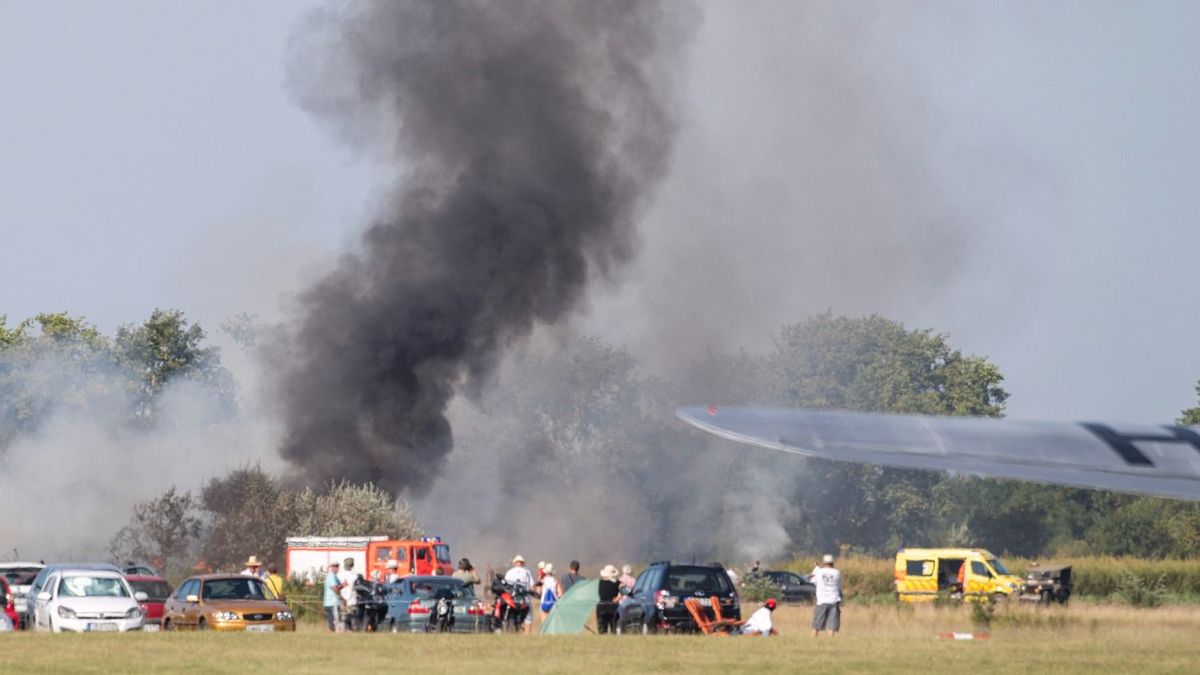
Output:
[739, 598, 777, 636]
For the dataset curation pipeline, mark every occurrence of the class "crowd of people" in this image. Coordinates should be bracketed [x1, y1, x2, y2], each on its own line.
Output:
[232, 549, 843, 638]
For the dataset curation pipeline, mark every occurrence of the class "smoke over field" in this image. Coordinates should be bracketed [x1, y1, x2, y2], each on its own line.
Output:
[275, 0, 696, 493]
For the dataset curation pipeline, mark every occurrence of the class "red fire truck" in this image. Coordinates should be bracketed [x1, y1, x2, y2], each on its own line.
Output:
[286, 536, 452, 581]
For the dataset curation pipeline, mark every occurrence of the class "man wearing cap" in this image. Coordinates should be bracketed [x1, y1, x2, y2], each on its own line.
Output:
[740, 598, 777, 636]
[504, 555, 535, 634]
[810, 554, 842, 637]
[323, 560, 344, 632]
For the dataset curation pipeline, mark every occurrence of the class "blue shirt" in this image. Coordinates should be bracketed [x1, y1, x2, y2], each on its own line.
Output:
[323, 571, 341, 607]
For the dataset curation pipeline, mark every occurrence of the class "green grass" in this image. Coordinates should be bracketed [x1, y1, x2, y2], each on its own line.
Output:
[4, 603, 1200, 674]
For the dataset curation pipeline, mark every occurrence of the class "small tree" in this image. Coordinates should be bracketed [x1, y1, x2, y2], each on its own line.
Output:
[109, 487, 202, 577]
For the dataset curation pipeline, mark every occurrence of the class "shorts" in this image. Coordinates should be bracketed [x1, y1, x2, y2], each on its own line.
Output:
[812, 602, 840, 631]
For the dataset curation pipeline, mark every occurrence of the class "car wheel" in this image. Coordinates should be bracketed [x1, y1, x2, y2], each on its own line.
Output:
[163, 619, 173, 631]
[198, 618, 208, 631]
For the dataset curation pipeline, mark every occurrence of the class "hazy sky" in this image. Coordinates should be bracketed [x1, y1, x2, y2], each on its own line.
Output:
[3, 0, 1198, 423]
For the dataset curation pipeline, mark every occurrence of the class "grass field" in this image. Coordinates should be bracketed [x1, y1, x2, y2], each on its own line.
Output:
[3, 603, 1200, 674]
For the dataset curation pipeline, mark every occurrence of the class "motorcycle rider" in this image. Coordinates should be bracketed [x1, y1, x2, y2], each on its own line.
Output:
[504, 555, 535, 634]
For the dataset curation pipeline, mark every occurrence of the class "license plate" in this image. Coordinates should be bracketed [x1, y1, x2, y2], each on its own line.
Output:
[143, 624, 160, 633]
[245, 624, 274, 633]
[87, 622, 118, 632]
[694, 598, 711, 607]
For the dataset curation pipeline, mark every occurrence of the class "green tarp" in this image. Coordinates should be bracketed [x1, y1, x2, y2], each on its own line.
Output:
[539, 578, 599, 635]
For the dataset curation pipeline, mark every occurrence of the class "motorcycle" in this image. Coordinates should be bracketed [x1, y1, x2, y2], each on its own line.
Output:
[352, 577, 390, 632]
[426, 588, 456, 633]
[489, 575, 530, 633]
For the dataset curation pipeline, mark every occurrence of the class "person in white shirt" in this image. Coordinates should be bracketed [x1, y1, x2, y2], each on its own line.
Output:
[810, 554, 843, 637]
[740, 598, 777, 636]
[538, 563, 558, 621]
[241, 555, 266, 578]
[504, 555, 535, 634]
[340, 557, 362, 631]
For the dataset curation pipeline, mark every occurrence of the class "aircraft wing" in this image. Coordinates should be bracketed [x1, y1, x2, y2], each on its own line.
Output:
[676, 406, 1200, 500]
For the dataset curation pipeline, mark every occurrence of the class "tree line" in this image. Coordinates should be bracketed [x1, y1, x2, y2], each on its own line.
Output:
[5, 309, 1200, 563]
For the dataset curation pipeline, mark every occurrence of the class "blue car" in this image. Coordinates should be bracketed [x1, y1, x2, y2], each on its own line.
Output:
[384, 576, 488, 633]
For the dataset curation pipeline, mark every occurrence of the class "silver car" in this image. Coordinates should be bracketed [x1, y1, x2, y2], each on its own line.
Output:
[31, 568, 146, 633]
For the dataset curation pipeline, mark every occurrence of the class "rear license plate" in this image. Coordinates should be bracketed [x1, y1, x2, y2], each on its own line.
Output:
[142, 624, 160, 633]
[87, 622, 118, 632]
[245, 624, 274, 633]
[694, 598, 711, 607]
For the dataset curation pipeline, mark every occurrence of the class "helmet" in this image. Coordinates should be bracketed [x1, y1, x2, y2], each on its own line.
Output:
[765, 598, 777, 610]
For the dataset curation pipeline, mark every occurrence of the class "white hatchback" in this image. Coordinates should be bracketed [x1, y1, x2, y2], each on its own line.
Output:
[32, 569, 146, 633]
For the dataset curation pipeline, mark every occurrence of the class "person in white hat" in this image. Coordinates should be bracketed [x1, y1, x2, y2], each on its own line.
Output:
[597, 565, 621, 634]
[504, 555, 535, 634]
[241, 555, 266, 579]
[810, 554, 842, 637]
[385, 558, 402, 584]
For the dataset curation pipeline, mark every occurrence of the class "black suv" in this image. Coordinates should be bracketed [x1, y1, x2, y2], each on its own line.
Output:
[616, 562, 739, 634]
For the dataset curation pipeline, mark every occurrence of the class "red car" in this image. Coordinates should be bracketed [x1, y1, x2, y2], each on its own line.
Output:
[1, 577, 18, 629]
[124, 575, 173, 630]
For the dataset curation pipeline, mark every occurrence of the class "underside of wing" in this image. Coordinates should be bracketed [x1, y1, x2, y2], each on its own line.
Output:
[677, 406, 1200, 500]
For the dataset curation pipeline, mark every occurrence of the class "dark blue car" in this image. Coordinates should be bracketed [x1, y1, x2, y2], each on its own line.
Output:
[384, 576, 488, 633]
[616, 562, 739, 634]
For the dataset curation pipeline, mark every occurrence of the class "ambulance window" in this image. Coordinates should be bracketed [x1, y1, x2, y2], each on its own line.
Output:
[375, 547, 393, 562]
[971, 561, 991, 577]
[988, 558, 1010, 575]
[906, 560, 933, 576]
[416, 548, 428, 561]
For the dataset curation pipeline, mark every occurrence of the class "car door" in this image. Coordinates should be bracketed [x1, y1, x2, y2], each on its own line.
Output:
[35, 573, 59, 630]
[169, 580, 198, 629]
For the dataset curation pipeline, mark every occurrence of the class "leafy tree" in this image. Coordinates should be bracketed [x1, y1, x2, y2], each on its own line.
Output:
[762, 313, 1008, 555]
[1179, 381, 1200, 426]
[109, 487, 203, 578]
[114, 309, 234, 423]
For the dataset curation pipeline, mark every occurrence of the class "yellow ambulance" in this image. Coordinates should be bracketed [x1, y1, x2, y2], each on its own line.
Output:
[894, 548, 1023, 603]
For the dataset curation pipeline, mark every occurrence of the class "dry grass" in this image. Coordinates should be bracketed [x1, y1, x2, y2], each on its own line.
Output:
[4, 603, 1200, 674]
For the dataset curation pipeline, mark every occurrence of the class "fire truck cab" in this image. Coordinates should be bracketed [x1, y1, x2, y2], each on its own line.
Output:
[367, 537, 452, 579]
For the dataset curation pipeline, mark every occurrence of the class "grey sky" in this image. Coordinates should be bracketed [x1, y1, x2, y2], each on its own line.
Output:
[2, 1, 1197, 424]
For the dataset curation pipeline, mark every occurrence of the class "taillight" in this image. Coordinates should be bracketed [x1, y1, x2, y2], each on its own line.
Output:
[467, 601, 486, 616]
[654, 590, 675, 610]
[407, 599, 430, 615]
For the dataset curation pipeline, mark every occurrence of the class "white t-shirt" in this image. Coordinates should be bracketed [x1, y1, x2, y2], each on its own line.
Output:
[505, 565, 535, 590]
[340, 571, 361, 605]
[742, 606, 773, 634]
[811, 566, 842, 605]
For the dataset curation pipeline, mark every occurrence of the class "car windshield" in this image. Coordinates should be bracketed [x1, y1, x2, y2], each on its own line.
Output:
[202, 578, 276, 601]
[129, 580, 172, 601]
[408, 580, 471, 600]
[665, 567, 732, 595]
[58, 575, 129, 598]
[3, 568, 40, 586]
[988, 559, 1010, 575]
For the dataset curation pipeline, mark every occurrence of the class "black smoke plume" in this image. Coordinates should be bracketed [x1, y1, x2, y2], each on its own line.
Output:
[277, 0, 695, 492]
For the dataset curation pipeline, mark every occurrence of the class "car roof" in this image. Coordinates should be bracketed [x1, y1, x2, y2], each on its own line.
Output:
[57, 568, 124, 577]
[0, 562, 45, 569]
[41, 563, 121, 572]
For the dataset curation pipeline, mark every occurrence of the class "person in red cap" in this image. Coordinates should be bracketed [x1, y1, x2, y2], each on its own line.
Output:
[740, 598, 777, 636]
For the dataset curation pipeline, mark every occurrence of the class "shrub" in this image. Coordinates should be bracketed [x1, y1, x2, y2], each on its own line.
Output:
[1113, 569, 1168, 608]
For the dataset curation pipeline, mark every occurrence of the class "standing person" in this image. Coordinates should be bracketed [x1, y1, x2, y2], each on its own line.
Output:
[322, 561, 344, 632]
[265, 564, 285, 601]
[241, 556, 265, 578]
[539, 563, 558, 621]
[560, 560, 584, 595]
[453, 558, 480, 588]
[341, 557, 362, 632]
[740, 598, 777, 636]
[504, 555, 536, 634]
[810, 554, 842, 638]
[596, 565, 620, 634]
[618, 565, 637, 598]
[724, 564, 740, 588]
[385, 559, 403, 584]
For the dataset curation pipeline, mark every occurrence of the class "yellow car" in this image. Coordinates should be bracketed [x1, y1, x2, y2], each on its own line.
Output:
[162, 574, 295, 632]
[894, 548, 1023, 603]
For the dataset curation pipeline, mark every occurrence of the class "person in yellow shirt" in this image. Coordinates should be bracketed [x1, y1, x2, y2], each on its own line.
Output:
[265, 563, 286, 601]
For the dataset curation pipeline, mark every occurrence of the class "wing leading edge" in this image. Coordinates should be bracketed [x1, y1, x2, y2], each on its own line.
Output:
[676, 406, 1200, 500]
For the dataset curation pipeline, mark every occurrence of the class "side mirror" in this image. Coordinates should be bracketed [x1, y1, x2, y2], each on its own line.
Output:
[134, 591, 148, 602]
[37, 591, 51, 602]
[185, 594, 199, 603]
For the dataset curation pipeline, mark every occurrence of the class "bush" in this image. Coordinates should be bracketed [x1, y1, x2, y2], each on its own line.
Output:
[1113, 569, 1168, 608]
[739, 573, 778, 603]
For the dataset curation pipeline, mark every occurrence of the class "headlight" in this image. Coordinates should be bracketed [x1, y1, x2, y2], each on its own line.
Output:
[57, 606, 77, 619]
[125, 607, 142, 619]
[275, 611, 294, 621]
[212, 611, 240, 621]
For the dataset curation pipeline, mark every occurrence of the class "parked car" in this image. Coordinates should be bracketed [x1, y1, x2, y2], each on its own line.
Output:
[25, 563, 120, 622]
[616, 562, 740, 634]
[0, 562, 45, 629]
[124, 575, 172, 631]
[383, 576, 488, 633]
[162, 574, 295, 632]
[759, 570, 815, 603]
[1, 577, 20, 628]
[30, 568, 147, 632]
[121, 563, 159, 577]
